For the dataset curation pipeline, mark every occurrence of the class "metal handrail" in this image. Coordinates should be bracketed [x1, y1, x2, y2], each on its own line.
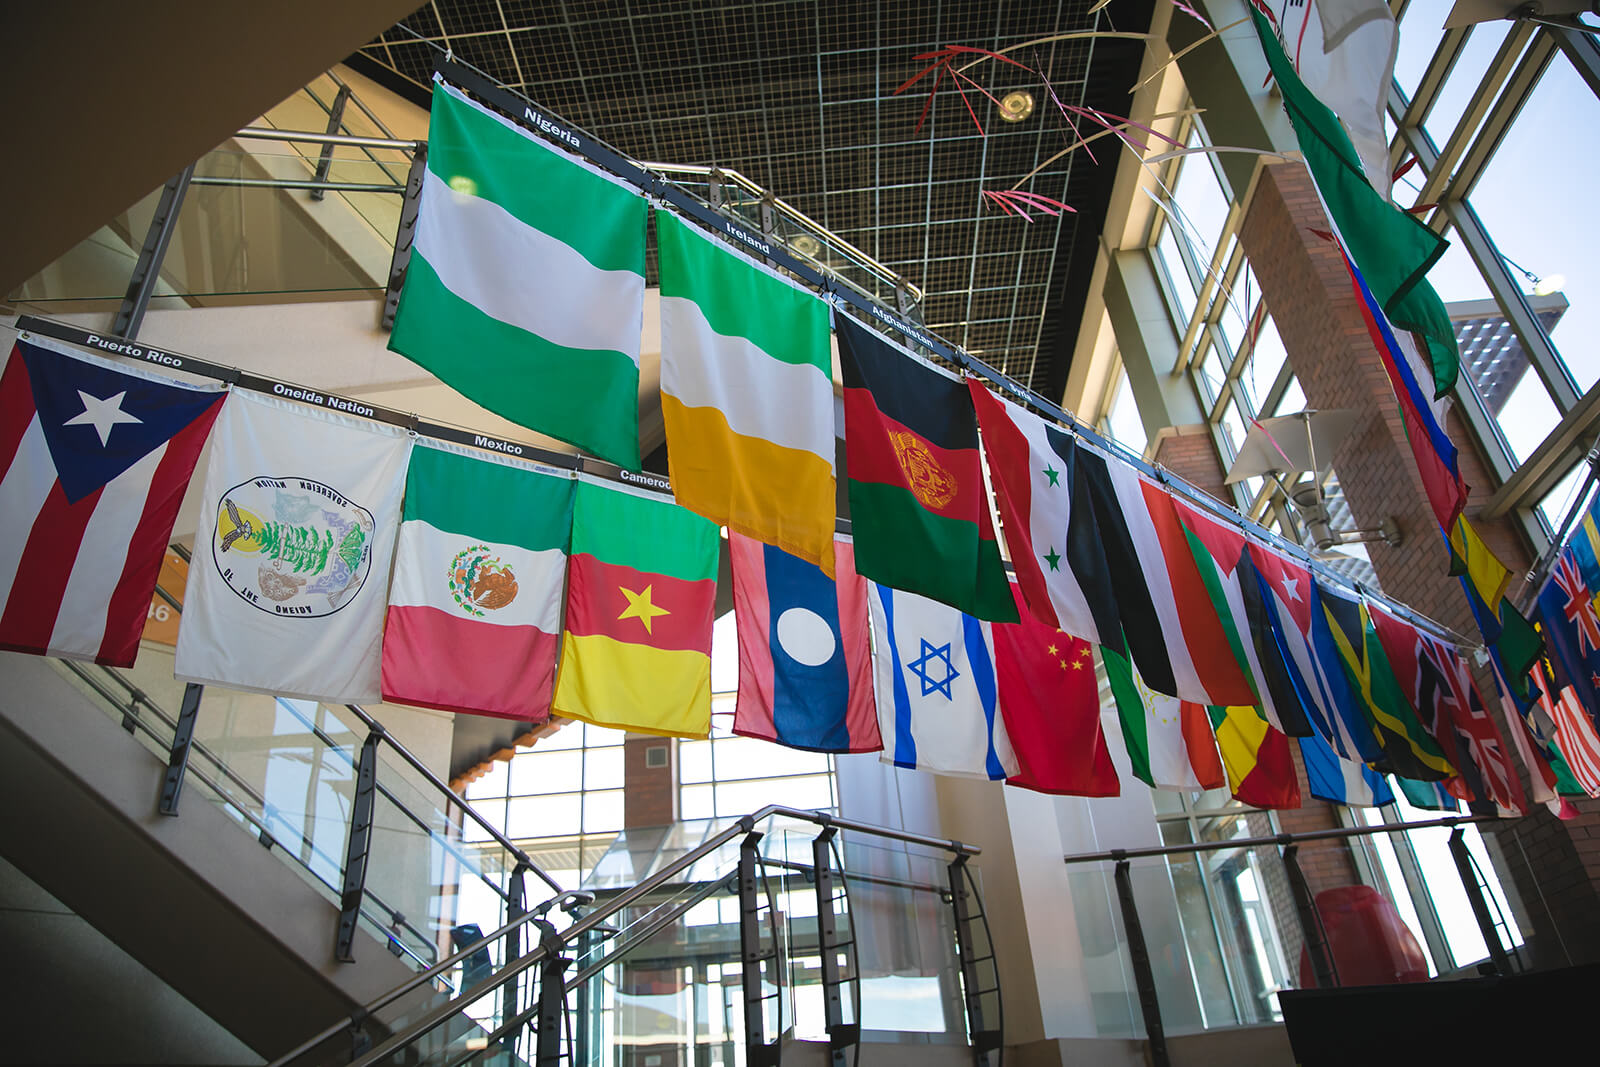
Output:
[1061, 814, 1495, 865]
[234, 127, 421, 151]
[275, 806, 978, 1067]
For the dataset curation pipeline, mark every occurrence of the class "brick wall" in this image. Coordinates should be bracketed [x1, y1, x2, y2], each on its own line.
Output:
[624, 734, 676, 828]
[1238, 161, 1600, 967]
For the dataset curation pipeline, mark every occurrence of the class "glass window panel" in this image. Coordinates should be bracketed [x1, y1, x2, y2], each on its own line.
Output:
[1218, 398, 1247, 455]
[1273, 376, 1307, 416]
[1195, 340, 1225, 407]
[680, 783, 716, 821]
[582, 722, 623, 747]
[679, 739, 715, 784]
[1218, 265, 1258, 352]
[583, 790, 625, 833]
[1537, 461, 1588, 531]
[1106, 370, 1148, 455]
[506, 792, 581, 839]
[1425, 226, 1492, 304]
[464, 759, 508, 801]
[509, 749, 583, 795]
[709, 737, 831, 779]
[1238, 316, 1286, 414]
[1424, 21, 1514, 147]
[1491, 372, 1561, 464]
[536, 723, 585, 750]
[1392, 5, 1443, 101]
[1156, 223, 1198, 322]
[712, 610, 738, 692]
[463, 799, 500, 842]
[1171, 135, 1233, 258]
[1470, 57, 1600, 389]
[584, 746, 625, 788]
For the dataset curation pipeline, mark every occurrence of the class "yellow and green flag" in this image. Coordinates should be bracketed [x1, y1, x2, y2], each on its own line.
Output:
[552, 478, 720, 738]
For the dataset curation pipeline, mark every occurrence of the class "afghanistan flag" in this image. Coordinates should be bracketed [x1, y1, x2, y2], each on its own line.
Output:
[552, 478, 719, 738]
[381, 444, 574, 721]
[389, 80, 646, 468]
[836, 314, 1015, 622]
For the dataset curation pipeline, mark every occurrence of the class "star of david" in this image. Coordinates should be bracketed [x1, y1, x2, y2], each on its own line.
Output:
[907, 638, 960, 699]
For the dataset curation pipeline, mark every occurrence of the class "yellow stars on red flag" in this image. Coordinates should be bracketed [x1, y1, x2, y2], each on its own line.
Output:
[618, 583, 671, 634]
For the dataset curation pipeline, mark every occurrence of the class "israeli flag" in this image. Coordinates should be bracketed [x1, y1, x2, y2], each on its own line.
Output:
[867, 582, 1018, 779]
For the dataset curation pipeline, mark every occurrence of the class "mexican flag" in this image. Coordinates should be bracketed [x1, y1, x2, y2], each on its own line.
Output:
[382, 443, 574, 720]
[552, 478, 720, 738]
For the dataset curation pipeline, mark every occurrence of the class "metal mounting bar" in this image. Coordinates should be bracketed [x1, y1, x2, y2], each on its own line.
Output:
[113, 163, 193, 340]
[532, 913, 569, 1067]
[739, 830, 780, 1067]
[187, 176, 406, 194]
[383, 144, 429, 330]
[948, 856, 991, 1067]
[157, 683, 205, 816]
[1281, 844, 1338, 988]
[234, 126, 422, 150]
[336, 729, 382, 963]
[1064, 815, 1493, 865]
[503, 863, 530, 1054]
[310, 84, 353, 201]
[813, 828, 856, 1067]
[1448, 828, 1513, 975]
[1112, 858, 1169, 1067]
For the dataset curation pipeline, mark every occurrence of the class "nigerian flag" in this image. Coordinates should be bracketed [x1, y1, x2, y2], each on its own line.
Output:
[390, 79, 646, 468]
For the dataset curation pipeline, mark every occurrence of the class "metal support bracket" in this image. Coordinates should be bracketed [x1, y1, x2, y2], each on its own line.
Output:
[739, 830, 781, 1067]
[158, 683, 205, 816]
[310, 84, 353, 201]
[947, 855, 1000, 1067]
[113, 164, 194, 340]
[503, 861, 530, 1050]
[1448, 828, 1513, 975]
[1112, 857, 1169, 1067]
[381, 143, 428, 331]
[812, 826, 858, 1067]
[335, 729, 382, 963]
[1280, 842, 1338, 988]
[532, 915, 570, 1067]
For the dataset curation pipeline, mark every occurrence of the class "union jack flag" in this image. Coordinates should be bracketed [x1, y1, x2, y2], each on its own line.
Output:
[1539, 549, 1600, 732]
[1553, 555, 1600, 656]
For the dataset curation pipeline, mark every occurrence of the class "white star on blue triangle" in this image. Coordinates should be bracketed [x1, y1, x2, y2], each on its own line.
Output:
[907, 638, 960, 699]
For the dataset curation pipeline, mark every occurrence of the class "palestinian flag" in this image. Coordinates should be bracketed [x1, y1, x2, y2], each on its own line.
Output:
[382, 444, 574, 720]
[836, 314, 1015, 622]
[552, 478, 720, 738]
[1078, 443, 1254, 706]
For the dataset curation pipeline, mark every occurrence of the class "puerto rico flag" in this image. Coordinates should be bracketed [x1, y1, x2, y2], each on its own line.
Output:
[0, 337, 225, 666]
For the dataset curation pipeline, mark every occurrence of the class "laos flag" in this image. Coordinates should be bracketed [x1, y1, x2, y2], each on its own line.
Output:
[0, 337, 225, 666]
[730, 532, 880, 752]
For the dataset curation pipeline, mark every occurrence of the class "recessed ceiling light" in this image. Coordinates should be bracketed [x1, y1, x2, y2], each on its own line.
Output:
[999, 91, 1035, 123]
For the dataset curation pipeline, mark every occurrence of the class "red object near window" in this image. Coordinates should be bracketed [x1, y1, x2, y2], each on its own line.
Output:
[1298, 885, 1430, 987]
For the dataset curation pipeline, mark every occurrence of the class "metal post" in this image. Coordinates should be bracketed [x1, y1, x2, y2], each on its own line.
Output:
[946, 855, 992, 1067]
[1448, 828, 1513, 975]
[1280, 842, 1338, 988]
[381, 144, 428, 331]
[532, 914, 570, 1067]
[113, 164, 194, 340]
[738, 830, 779, 1067]
[158, 683, 205, 816]
[503, 862, 529, 1050]
[336, 728, 382, 963]
[1111, 855, 1169, 1067]
[310, 84, 353, 201]
[812, 827, 856, 1067]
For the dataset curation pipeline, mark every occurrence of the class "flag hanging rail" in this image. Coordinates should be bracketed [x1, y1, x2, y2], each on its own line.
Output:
[419, 53, 1476, 650]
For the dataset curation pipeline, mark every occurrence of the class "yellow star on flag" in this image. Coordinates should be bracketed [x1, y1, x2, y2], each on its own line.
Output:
[618, 584, 671, 635]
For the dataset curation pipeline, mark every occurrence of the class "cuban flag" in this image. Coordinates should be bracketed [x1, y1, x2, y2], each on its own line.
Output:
[0, 337, 225, 666]
[867, 581, 1018, 779]
[730, 533, 879, 752]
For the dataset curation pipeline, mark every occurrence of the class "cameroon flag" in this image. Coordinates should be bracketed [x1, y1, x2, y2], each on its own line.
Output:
[552, 479, 720, 738]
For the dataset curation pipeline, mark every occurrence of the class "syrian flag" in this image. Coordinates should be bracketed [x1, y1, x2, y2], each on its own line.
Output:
[966, 380, 1118, 644]
[1076, 442, 1255, 706]
[0, 338, 226, 666]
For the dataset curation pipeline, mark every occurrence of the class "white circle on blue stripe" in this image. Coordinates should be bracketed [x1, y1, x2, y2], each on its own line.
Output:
[776, 607, 836, 667]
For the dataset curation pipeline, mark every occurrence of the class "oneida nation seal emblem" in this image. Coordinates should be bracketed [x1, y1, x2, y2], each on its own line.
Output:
[448, 545, 519, 617]
[887, 429, 958, 510]
[213, 476, 375, 617]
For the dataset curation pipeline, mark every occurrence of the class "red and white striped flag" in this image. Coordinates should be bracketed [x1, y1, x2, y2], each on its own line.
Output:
[0, 337, 225, 666]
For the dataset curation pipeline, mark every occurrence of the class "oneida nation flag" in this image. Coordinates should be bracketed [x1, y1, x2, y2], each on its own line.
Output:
[656, 210, 836, 574]
[836, 314, 1015, 622]
[390, 79, 645, 468]
[0, 338, 225, 666]
[553, 478, 719, 737]
[176, 390, 412, 703]
[382, 443, 574, 721]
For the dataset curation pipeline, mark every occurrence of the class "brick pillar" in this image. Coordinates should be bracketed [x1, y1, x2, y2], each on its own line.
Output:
[624, 734, 676, 829]
[1239, 160, 1600, 966]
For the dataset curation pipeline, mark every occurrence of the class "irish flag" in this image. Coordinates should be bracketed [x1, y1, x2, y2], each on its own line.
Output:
[656, 210, 837, 575]
[381, 444, 574, 720]
[552, 479, 720, 738]
[389, 80, 646, 469]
